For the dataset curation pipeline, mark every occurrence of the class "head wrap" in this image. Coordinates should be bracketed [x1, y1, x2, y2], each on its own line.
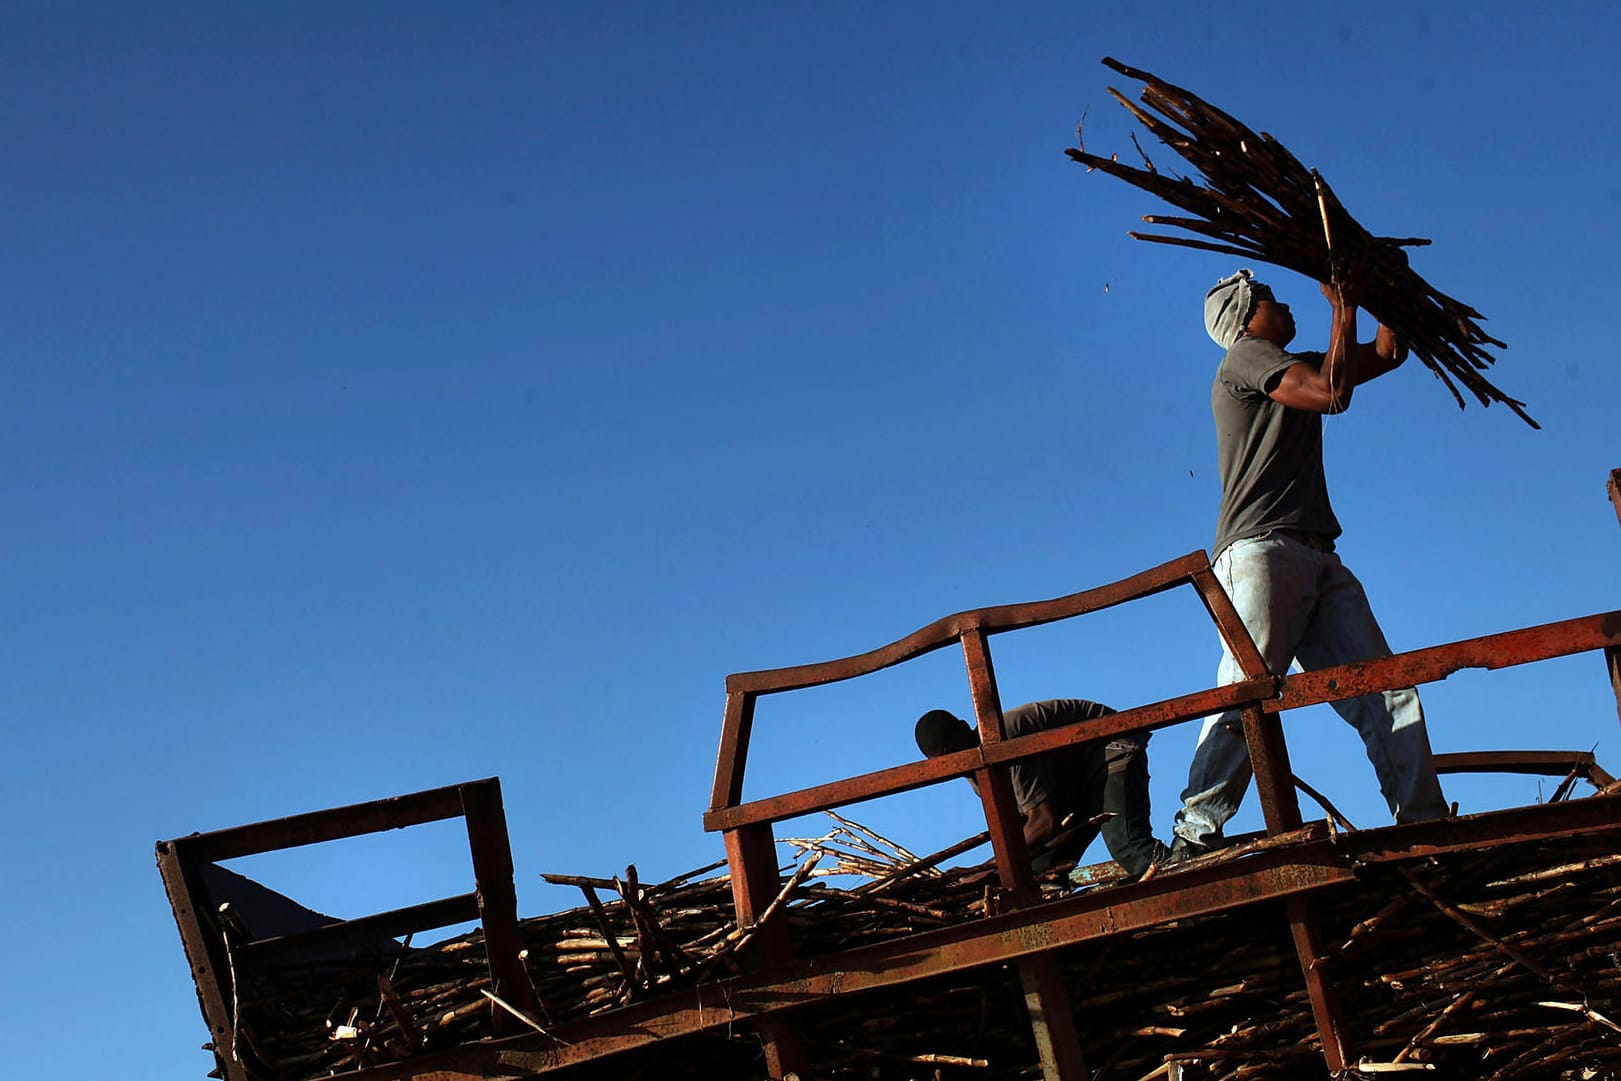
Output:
[1203, 268, 1271, 349]
[915, 709, 975, 757]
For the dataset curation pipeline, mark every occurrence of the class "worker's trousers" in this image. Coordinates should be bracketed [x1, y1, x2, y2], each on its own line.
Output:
[1173, 532, 1449, 846]
[1033, 735, 1162, 877]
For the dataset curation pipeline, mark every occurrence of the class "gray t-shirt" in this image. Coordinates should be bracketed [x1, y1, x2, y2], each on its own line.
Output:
[1210, 335, 1342, 557]
[1002, 698, 1140, 815]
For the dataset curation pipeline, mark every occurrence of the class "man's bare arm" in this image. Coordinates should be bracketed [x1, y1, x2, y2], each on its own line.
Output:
[1022, 798, 1060, 849]
[1269, 279, 1405, 414]
[1350, 321, 1408, 383]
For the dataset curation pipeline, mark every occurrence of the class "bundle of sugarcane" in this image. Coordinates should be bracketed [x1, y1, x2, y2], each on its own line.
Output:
[1067, 57, 1537, 429]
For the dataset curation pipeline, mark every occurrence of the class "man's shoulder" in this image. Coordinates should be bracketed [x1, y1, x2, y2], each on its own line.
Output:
[1222, 335, 1324, 366]
[1217, 337, 1322, 396]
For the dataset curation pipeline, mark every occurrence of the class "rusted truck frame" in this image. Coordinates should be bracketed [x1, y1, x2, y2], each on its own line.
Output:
[160, 468, 1621, 1081]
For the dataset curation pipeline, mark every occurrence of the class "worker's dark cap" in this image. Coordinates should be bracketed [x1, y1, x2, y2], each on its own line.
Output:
[915, 709, 975, 756]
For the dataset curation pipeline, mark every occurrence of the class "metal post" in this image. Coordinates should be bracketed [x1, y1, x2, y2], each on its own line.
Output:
[1606, 647, 1621, 735]
[155, 840, 243, 1081]
[724, 823, 811, 1080]
[1242, 708, 1346, 1070]
[1218, 572, 1339, 1070]
[1194, 563, 1299, 832]
[961, 628, 1036, 903]
[1239, 703, 1304, 834]
[1019, 954, 1092, 1081]
[460, 779, 541, 1035]
[1286, 896, 1348, 1070]
[709, 690, 757, 813]
[1191, 565, 1270, 680]
[1607, 471, 1621, 732]
[961, 628, 1089, 1080]
[1607, 468, 1621, 532]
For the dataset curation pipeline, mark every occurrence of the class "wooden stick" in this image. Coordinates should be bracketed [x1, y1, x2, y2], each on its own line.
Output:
[479, 990, 565, 1042]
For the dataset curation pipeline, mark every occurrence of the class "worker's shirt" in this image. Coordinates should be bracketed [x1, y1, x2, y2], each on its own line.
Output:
[1001, 698, 1141, 817]
[1211, 335, 1343, 558]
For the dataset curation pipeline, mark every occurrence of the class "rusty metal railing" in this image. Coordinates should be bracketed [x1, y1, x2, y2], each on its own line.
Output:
[701, 467, 1621, 1080]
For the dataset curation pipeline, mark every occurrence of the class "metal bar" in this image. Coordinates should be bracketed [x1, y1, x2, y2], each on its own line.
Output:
[707, 690, 756, 813]
[164, 780, 484, 863]
[1596, 465, 1618, 738]
[461, 780, 541, 1035]
[1343, 792, 1621, 863]
[1608, 646, 1621, 735]
[724, 823, 780, 936]
[1019, 954, 1090, 1081]
[724, 552, 1209, 696]
[1268, 611, 1621, 713]
[155, 840, 243, 1081]
[1241, 702, 1303, 834]
[1285, 896, 1347, 1072]
[962, 628, 1036, 905]
[960, 629, 1087, 1079]
[240, 893, 480, 964]
[702, 677, 1276, 833]
[723, 823, 811, 1080]
[1435, 750, 1606, 779]
[977, 678, 1278, 770]
[704, 744, 979, 833]
[1240, 613, 1337, 1081]
[1193, 540, 1332, 1077]
[1189, 564, 1268, 678]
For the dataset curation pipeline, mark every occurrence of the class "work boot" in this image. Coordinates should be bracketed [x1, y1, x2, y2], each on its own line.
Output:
[1166, 835, 1216, 866]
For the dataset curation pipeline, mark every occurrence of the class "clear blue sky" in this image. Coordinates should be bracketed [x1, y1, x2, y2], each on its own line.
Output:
[5, 3, 1620, 1076]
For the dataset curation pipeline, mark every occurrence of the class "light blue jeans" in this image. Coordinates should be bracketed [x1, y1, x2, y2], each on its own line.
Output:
[1174, 532, 1449, 845]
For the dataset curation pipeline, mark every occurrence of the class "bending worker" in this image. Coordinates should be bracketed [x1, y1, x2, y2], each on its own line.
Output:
[915, 698, 1165, 876]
